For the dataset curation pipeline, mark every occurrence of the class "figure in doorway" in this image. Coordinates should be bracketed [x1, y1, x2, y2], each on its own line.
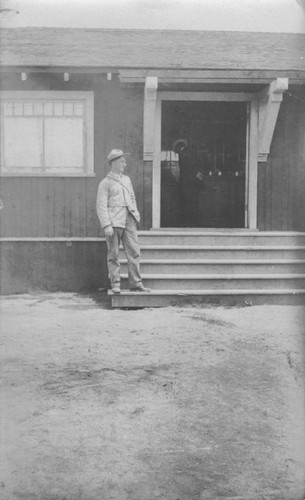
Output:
[173, 138, 204, 227]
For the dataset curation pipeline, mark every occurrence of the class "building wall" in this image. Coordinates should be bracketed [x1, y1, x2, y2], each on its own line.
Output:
[0, 239, 108, 294]
[257, 86, 305, 231]
[0, 72, 151, 237]
[1, 73, 304, 235]
[0, 72, 150, 293]
[0, 73, 304, 293]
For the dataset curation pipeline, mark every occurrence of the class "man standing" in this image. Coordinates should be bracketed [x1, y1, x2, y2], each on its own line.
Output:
[96, 149, 151, 294]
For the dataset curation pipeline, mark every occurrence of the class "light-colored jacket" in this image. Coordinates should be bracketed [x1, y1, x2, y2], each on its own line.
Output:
[96, 171, 140, 229]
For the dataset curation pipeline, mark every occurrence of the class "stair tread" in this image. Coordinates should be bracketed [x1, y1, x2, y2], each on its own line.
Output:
[137, 231, 305, 236]
[109, 288, 305, 296]
[120, 259, 305, 264]
[113, 232, 305, 306]
[129, 245, 305, 250]
[120, 273, 305, 279]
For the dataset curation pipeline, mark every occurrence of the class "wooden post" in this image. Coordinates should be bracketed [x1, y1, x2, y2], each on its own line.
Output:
[258, 78, 288, 162]
[152, 98, 161, 228]
[248, 99, 259, 229]
[143, 77, 158, 162]
[143, 77, 158, 228]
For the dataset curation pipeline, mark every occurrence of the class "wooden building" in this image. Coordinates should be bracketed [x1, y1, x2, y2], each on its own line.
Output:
[0, 28, 305, 304]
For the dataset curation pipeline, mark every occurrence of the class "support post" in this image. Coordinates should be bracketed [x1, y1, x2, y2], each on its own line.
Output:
[143, 77, 158, 162]
[248, 99, 259, 229]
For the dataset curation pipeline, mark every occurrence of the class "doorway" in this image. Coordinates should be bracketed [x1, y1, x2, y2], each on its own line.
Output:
[160, 101, 248, 228]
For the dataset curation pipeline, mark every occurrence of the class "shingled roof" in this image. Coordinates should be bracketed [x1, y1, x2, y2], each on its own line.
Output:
[1, 27, 304, 71]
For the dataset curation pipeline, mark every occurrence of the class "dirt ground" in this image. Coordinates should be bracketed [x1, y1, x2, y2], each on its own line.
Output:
[0, 293, 304, 500]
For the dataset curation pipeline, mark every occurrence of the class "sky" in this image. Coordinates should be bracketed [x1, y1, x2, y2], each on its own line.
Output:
[2, 0, 305, 32]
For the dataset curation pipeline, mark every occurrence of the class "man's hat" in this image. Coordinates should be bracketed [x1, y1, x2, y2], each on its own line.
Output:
[172, 138, 188, 153]
[107, 149, 129, 163]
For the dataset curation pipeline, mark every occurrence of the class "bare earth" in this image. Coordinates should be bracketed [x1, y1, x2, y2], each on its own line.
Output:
[0, 293, 304, 500]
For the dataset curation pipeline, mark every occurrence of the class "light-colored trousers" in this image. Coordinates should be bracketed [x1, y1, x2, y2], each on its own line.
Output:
[105, 211, 142, 288]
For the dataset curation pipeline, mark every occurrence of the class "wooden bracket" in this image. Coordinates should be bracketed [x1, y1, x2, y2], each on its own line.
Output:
[258, 77, 288, 162]
[143, 76, 158, 162]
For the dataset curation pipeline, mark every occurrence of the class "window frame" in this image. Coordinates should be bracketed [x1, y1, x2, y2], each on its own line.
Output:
[0, 91, 94, 177]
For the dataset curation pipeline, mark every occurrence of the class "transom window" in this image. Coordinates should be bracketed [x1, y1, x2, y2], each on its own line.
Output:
[0, 91, 94, 176]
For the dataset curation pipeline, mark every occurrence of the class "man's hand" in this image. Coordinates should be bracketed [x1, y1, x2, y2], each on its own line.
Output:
[104, 225, 114, 237]
[196, 172, 204, 182]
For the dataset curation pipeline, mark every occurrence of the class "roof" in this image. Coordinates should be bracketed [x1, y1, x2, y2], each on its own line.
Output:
[1, 27, 304, 71]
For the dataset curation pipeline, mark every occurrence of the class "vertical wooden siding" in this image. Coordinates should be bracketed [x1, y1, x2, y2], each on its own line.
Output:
[0, 73, 146, 237]
[257, 86, 305, 231]
[1, 73, 304, 235]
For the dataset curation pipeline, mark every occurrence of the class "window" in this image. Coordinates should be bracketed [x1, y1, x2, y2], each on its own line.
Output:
[0, 91, 94, 176]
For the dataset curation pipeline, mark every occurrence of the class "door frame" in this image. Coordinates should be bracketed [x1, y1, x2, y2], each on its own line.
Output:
[152, 91, 259, 229]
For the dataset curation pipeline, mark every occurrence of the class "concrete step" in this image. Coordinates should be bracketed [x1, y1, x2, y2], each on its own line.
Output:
[124, 246, 305, 260]
[109, 289, 305, 308]
[137, 231, 305, 246]
[112, 232, 305, 307]
[120, 259, 305, 275]
[120, 273, 305, 290]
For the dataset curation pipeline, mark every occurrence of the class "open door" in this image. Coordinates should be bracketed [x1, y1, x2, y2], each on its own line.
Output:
[160, 101, 248, 228]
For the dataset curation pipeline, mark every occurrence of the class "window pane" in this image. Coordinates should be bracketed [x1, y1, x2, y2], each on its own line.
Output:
[44, 117, 83, 168]
[64, 103, 73, 116]
[14, 103, 23, 116]
[4, 103, 13, 116]
[3, 117, 42, 168]
[74, 103, 83, 116]
[24, 103, 33, 116]
[54, 102, 63, 116]
[34, 103, 43, 115]
[44, 103, 53, 115]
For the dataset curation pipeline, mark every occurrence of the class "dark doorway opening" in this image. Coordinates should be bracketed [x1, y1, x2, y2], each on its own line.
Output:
[160, 101, 248, 228]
